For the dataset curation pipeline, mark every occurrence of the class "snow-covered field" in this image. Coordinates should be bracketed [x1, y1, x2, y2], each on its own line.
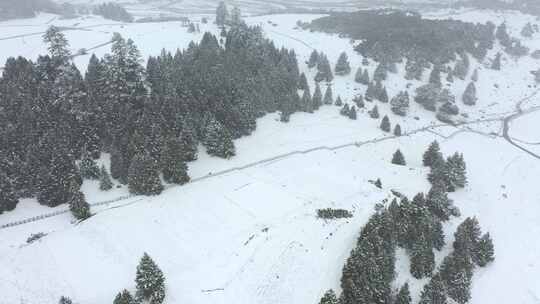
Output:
[1, 7, 540, 304]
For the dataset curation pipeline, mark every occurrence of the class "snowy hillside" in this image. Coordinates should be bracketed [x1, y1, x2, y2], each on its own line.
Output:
[1, 7, 540, 304]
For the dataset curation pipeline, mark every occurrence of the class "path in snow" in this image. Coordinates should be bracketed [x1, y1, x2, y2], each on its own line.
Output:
[0, 111, 519, 230]
[502, 90, 540, 159]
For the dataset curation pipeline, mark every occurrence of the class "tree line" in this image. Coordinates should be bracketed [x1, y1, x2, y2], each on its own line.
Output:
[0, 22, 311, 218]
[319, 142, 494, 304]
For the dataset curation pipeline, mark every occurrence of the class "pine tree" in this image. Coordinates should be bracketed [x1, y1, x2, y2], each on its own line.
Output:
[423, 141, 443, 167]
[429, 65, 442, 87]
[58, 296, 73, 304]
[99, 165, 113, 191]
[335, 52, 351, 75]
[419, 274, 447, 304]
[110, 146, 128, 184]
[128, 153, 164, 196]
[315, 54, 334, 82]
[373, 62, 387, 81]
[380, 115, 391, 132]
[161, 136, 190, 185]
[349, 106, 357, 120]
[471, 69, 479, 82]
[446, 69, 454, 83]
[365, 81, 376, 101]
[370, 105, 380, 119]
[491, 52, 502, 70]
[410, 236, 435, 278]
[394, 283, 411, 304]
[474, 232, 495, 267]
[313, 83, 323, 110]
[439, 251, 473, 304]
[361, 69, 370, 85]
[340, 104, 350, 116]
[453, 217, 481, 258]
[353, 94, 364, 108]
[79, 153, 100, 180]
[394, 124, 402, 136]
[355, 67, 364, 83]
[230, 6, 242, 26]
[299, 73, 309, 90]
[446, 153, 467, 190]
[215, 1, 228, 26]
[301, 89, 313, 113]
[43, 26, 71, 62]
[375, 178, 382, 189]
[114, 289, 135, 304]
[426, 183, 455, 221]
[521, 22, 534, 38]
[136, 253, 166, 304]
[323, 85, 333, 105]
[319, 289, 338, 304]
[392, 149, 406, 166]
[69, 188, 91, 220]
[379, 87, 389, 103]
[335, 96, 343, 106]
[204, 119, 236, 159]
[179, 122, 198, 162]
[308, 50, 320, 68]
[0, 173, 19, 213]
[454, 53, 470, 80]
[496, 22, 511, 47]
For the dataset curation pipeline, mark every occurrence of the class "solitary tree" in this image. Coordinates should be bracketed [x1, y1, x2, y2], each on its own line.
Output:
[380, 115, 391, 132]
[136, 253, 166, 304]
[370, 105, 380, 119]
[392, 149, 406, 166]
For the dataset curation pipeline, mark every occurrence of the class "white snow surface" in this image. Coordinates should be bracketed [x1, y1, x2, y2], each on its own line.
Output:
[1, 8, 540, 304]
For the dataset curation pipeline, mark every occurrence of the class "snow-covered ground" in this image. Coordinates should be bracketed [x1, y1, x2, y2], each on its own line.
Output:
[1, 7, 540, 304]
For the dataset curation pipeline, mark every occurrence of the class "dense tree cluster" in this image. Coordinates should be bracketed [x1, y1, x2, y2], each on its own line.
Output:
[0, 23, 304, 212]
[354, 67, 370, 85]
[415, 83, 460, 115]
[306, 49, 334, 82]
[0, 0, 65, 20]
[93, 3, 133, 22]
[306, 10, 495, 66]
[424, 141, 468, 192]
[331, 181, 488, 304]
[390, 91, 410, 116]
